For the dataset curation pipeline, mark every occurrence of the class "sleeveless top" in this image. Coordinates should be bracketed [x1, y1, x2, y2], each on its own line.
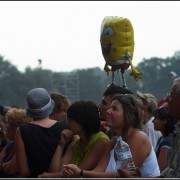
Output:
[105, 147, 160, 177]
[19, 120, 67, 177]
[72, 131, 109, 165]
[155, 133, 173, 158]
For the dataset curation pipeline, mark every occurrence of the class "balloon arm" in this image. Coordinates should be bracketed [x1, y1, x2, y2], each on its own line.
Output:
[128, 58, 143, 81]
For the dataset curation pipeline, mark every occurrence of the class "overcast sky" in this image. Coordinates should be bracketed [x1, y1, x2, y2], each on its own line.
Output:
[0, 1, 180, 72]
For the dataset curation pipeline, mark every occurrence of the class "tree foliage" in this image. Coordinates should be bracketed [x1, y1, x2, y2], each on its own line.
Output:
[0, 54, 179, 107]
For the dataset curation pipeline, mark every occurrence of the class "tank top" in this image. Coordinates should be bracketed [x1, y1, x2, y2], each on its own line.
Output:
[19, 120, 67, 177]
[105, 147, 160, 177]
[72, 131, 109, 165]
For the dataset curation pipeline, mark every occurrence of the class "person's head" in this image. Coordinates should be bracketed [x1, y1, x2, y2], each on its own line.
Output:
[98, 84, 133, 121]
[166, 77, 180, 118]
[136, 91, 158, 120]
[50, 92, 71, 121]
[106, 94, 143, 135]
[26, 88, 55, 120]
[153, 106, 177, 136]
[5, 108, 32, 140]
[67, 100, 100, 138]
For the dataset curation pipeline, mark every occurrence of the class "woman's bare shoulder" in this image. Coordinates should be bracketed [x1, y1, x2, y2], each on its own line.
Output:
[128, 130, 152, 159]
[129, 129, 151, 145]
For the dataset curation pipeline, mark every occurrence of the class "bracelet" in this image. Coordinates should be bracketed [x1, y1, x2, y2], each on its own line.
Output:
[80, 169, 83, 178]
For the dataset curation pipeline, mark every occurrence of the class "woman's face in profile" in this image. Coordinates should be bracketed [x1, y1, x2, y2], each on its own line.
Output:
[67, 118, 83, 135]
[106, 99, 125, 130]
[153, 117, 166, 132]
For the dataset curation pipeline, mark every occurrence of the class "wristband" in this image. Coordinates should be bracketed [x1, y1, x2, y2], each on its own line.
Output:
[80, 169, 83, 178]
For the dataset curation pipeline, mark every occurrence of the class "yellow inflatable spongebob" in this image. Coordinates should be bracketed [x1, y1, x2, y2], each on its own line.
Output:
[100, 16, 142, 80]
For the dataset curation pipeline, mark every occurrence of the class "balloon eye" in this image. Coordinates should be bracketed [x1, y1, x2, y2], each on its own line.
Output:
[104, 27, 114, 35]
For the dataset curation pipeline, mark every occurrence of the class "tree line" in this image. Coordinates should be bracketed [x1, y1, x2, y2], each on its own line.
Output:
[0, 53, 179, 107]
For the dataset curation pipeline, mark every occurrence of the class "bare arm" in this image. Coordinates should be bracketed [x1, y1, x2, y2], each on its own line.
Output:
[157, 147, 169, 172]
[0, 145, 7, 163]
[38, 144, 65, 178]
[128, 131, 151, 168]
[61, 139, 115, 178]
[2, 155, 17, 175]
[62, 164, 118, 178]
[48, 144, 63, 172]
[38, 130, 74, 178]
[78, 139, 109, 170]
[15, 127, 30, 177]
[48, 129, 74, 172]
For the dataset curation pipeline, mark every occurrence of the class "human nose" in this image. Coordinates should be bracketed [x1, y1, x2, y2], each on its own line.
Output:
[97, 102, 102, 109]
[106, 108, 111, 114]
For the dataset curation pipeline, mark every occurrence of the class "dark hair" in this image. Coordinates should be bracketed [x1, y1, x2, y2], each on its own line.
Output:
[67, 100, 100, 138]
[111, 94, 143, 132]
[103, 84, 133, 97]
[153, 106, 177, 137]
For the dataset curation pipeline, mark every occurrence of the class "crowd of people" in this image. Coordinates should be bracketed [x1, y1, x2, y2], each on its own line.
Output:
[0, 77, 179, 178]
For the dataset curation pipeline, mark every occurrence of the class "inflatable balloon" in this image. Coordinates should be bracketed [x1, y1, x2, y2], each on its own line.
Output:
[100, 16, 142, 81]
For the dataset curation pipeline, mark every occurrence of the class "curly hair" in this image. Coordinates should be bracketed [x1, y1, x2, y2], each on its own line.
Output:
[6, 108, 32, 127]
[50, 92, 71, 114]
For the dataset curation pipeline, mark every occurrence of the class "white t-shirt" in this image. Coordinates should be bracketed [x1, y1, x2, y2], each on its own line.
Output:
[143, 116, 162, 149]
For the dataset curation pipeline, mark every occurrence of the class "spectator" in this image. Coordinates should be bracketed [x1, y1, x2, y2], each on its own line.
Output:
[61, 94, 160, 178]
[15, 88, 68, 177]
[50, 92, 71, 121]
[50, 92, 73, 156]
[38, 100, 110, 178]
[136, 91, 162, 149]
[98, 83, 133, 138]
[160, 77, 180, 178]
[0, 108, 32, 177]
[153, 106, 177, 172]
[117, 77, 180, 178]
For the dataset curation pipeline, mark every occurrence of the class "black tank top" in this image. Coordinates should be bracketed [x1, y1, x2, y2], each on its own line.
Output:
[19, 121, 67, 177]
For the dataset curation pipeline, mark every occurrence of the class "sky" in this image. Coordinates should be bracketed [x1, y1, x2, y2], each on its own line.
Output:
[0, 1, 180, 73]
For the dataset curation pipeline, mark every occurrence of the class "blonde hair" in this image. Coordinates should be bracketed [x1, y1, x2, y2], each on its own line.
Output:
[50, 92, 71, 114]
[6, 108, 32, 126]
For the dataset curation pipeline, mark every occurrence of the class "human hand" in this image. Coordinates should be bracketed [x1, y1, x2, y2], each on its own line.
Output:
[37, 172, 48, 178]
[117, 167, 141, 178]
[62, 164, 81, 178]
[60, 129, 73, 145]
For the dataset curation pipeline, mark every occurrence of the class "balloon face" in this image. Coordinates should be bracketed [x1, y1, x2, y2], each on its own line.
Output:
[100, 16, 134, 70]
